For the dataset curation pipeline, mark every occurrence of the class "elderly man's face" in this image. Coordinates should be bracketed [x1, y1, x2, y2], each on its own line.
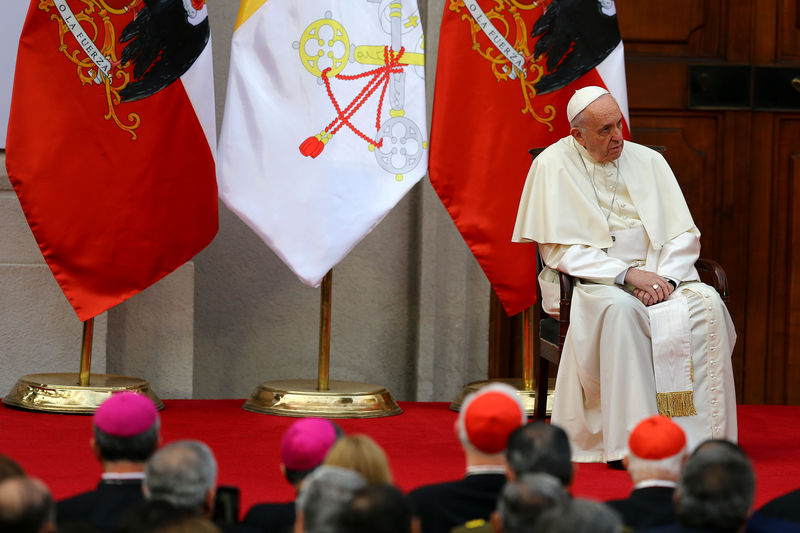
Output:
[571, 95, 624, 163]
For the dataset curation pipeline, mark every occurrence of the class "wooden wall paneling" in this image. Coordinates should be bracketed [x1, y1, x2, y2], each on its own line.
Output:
[625, 61, 689, 110]
[488, 290, 511, 379]
[743, 112, 775, 404]
[753, 0, 779, 63]
[788, 152, 800, 404]
[776, 118, 800, 403]
[717, 111, 753, 401]
[778, 0, 800, 59]
[629, 114, 719, 239]
[617, 0, 724, 57]
[763, 117, 800, 403]
[726, 0, 756, 61]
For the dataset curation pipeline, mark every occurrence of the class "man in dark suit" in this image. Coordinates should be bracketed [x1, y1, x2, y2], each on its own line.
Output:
[642, 440, 755, 533]
[504, 420, 574, 487]
[144, 439, 258, 533]
[57, 392, 160, 532]
[243, 418, 341, 533]
[606, 415, 688, 531]
[408, 383, 526, 533]
[748, 488, 800, 532]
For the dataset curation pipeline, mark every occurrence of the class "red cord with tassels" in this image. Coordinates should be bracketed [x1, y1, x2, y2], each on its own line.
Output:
[299, 46, 406, 158]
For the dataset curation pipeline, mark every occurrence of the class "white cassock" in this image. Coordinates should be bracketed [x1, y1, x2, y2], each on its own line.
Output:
[513, 137, 737, 462]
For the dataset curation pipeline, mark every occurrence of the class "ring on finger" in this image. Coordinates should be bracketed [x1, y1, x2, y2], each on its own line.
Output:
[652, 284, 659, 290]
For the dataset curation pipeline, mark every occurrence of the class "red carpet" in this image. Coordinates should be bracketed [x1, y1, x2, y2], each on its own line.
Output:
[0, 401, 797, 518]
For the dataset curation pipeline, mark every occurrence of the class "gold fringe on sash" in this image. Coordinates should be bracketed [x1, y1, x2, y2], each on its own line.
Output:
[657, 391, 697, 417]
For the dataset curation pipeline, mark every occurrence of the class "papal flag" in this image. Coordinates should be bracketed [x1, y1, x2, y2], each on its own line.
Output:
[5, 0, 218, 321]
[218, 0, 427, 286]
[429, 0, 629, 315]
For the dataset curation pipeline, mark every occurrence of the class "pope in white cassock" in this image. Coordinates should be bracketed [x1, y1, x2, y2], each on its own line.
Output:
[512, 87, 737, 463]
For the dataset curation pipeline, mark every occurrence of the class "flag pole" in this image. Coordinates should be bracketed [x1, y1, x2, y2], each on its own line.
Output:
[317, 271, 332, 391]
[78, 318, 94, 386]
[3, 316, 163, 413]
[243, 268, 401, 418]
[449, 299, 551, 417]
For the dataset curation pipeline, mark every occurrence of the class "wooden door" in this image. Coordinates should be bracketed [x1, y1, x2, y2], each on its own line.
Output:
[490, 0, 800, 405]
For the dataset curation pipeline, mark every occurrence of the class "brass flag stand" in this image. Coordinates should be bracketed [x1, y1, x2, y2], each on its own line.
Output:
[450, 305, 553, 416]
[3, 317, 164, 413]
[243, 270, 402, 418]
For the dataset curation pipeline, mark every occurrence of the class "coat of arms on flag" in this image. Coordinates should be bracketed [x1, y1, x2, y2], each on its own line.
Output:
[219, 0, 427, 286]
[5, 0, 218, 320]
[429, 0, 629, 316]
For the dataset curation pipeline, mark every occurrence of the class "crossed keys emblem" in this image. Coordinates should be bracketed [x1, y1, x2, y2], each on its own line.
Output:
[295, 1, 426, 181]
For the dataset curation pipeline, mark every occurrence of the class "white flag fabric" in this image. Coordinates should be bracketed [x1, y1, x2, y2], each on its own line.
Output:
[218, 0, 428, 286]
[0, 3, 29, 148]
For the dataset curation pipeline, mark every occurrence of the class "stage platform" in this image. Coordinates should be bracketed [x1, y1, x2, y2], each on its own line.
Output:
[0, 401, 797, 518]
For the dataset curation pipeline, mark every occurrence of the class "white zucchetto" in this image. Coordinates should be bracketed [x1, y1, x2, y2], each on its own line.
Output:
[566, 86, 610, 123]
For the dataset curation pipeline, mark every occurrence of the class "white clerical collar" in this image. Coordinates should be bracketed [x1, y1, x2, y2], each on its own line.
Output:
[465, 465, 507, 476]
[633, 479, 677, 490]
[101, 471, 146, 481]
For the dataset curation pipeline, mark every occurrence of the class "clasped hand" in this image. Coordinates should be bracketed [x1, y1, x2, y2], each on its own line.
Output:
[624, 268, 673, 306]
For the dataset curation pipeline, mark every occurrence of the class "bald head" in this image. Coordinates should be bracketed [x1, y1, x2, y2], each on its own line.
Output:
[0, 477, 55, 533]
[570, 94, 624, 163]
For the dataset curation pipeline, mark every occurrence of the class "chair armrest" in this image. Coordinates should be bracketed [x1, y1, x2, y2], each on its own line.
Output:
[694, 258, 729, 302]
[557, 271, 574, 348]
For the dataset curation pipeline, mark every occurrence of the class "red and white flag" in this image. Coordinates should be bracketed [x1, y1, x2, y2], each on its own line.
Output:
[429, 0, 629, 316]
[5, 0, 218, 320]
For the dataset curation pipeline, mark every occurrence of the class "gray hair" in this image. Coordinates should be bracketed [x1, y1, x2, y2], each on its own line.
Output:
[534, 498, 622, 533]
[498, 473, 567, 533]
[505, 421, 573, 485]
[296, 466, 366, 533]
[144, 440, 218, 512]
[677, 440, 755, 531]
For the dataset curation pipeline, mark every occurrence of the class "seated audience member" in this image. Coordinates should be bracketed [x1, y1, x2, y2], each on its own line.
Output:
[324, 434, 393, 484]
[293, 465, 366, 533]
[154, 514, 223, 533]
[644, 440, 755, 533]
[338, 484, 417, 533]
[115, 499, 194, 533]
[488, 473, 567, 533]
[0, 476, 57, 533]
[504, 421, 573, 487]
[243, 418, 340, 533]
[116, 499, 222, 533]
[606, 415, 688, 531]
[0, 454, 25, 481]
[145, 440, 257, 533]
[535, 498, 622, 533]
[408, 383, 526, 533]
[748, 486, 800, 532]
[58, 392, 160, 532]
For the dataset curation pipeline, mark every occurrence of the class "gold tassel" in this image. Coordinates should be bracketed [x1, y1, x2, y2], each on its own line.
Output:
[657, 391, 698, 417]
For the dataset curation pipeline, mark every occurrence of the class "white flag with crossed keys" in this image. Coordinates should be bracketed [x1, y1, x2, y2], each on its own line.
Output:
[218, 0, 427, 286]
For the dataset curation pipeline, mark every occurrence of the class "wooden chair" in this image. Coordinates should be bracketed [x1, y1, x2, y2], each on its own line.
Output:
[527, 147, 730, 420]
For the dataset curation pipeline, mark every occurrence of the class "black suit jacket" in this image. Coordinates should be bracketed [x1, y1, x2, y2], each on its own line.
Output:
[606, 486, 677, 531]
[57, 478, 144, 532]
[408, 473, 507, 533]
[755, 488, 800, 523]
[242, 501, 295, 533]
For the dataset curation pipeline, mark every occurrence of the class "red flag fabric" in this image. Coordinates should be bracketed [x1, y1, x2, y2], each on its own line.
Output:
[429, 0, 629, 316]
[5, 0, 218, 321]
